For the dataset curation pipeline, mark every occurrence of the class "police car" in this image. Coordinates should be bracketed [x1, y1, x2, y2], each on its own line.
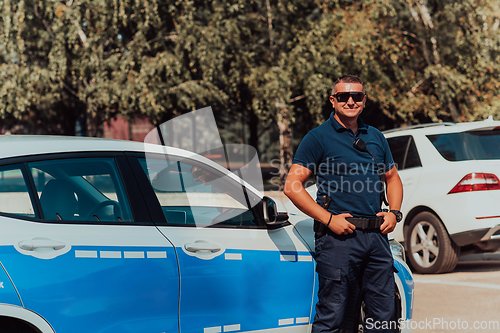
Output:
[0, 135, 413, 333]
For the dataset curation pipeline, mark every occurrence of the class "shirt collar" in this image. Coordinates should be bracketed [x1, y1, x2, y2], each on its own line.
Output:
[329, 111, 368, 133]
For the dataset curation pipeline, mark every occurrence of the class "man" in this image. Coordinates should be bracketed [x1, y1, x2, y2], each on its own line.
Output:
[191, 165, 217, 185]
[284, 75, 403, 332]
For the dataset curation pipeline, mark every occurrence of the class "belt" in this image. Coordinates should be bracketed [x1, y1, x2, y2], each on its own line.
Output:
[314, 216, 384, 237]
[346, 216, 384, 230]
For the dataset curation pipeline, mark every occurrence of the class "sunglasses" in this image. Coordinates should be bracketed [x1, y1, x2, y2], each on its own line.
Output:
[332, 92, 365, 103]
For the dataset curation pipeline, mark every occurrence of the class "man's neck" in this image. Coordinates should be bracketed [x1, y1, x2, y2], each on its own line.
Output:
[334, 113, 358, 133]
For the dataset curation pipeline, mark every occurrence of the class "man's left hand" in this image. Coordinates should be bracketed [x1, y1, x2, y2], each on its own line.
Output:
[376, 211, 397, 234]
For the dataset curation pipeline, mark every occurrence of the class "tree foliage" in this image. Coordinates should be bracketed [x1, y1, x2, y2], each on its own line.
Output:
[0, 0, 499, 138]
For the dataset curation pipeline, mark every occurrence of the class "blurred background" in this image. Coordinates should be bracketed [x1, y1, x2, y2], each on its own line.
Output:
[1, 0, 499, 189]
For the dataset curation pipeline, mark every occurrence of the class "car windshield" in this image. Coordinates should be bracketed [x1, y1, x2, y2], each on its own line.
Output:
[427, 128, 500, 161]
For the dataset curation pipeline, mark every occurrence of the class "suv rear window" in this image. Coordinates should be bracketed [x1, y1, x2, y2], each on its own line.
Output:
[427, 129, 500, 161]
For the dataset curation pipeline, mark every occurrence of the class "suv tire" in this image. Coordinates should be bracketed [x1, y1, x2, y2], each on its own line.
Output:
[406, 212, 459, 274]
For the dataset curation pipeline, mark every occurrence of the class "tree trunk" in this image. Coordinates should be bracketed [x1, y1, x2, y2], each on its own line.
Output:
[86, 106, 103, 137]
[448, 101, 461, 123]
[276, 99, 292, 189]
[248, 107, 260, 156]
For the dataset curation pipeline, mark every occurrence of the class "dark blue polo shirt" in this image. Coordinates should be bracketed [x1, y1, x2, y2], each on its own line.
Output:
[293, 112, 395, 218]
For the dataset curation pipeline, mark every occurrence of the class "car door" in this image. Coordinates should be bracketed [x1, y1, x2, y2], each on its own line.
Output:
[0, 154, 179, 333]
[133, 153, 316, 333]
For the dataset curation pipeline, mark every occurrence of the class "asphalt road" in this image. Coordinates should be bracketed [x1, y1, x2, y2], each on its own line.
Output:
[412, 254, 500, 332]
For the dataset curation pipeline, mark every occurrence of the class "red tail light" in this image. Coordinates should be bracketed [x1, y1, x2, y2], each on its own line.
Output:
[449, 173, 500, 194]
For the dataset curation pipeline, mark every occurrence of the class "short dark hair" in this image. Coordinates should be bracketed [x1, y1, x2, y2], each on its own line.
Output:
[331, 75, 365, 95]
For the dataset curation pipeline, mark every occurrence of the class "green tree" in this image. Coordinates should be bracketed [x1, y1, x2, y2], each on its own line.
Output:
[286, 0, 500, 126]
[0, 0, 227, 135]
[2, 0, 500, 177]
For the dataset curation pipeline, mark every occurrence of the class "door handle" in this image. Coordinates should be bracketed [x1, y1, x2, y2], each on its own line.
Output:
[19, 238, 66, 251]
[184, 241, 221, 253]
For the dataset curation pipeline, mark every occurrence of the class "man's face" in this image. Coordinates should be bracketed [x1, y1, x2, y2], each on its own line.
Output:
[329, 82, 366, 121]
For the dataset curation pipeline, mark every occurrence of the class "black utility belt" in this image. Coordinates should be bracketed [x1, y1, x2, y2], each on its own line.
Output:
[345, 216, 384, 230]
[314, 216, 384, 236]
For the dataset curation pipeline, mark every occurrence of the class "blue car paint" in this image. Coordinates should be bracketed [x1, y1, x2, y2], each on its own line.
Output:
[0, 245, 179, 333]
[0, 242, 412, 333]
[177, 248, 315, 333]
[393, 258, 414, 320]
[0, 261, 22, 307]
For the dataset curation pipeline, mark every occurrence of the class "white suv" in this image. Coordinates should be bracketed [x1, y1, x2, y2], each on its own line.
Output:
[384, 117, 500, 274]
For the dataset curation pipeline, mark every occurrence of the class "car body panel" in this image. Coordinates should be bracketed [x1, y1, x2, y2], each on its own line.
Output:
[0, 216, 179, 333]
[393, 257, 414, 320]
[0, 261, 22, 307]
[158, 225, 315, 333]
[0, 304, 56, 333]
[0, 135, 413, 332]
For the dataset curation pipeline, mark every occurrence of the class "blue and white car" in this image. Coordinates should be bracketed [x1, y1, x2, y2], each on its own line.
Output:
[0, 135, 413, 333]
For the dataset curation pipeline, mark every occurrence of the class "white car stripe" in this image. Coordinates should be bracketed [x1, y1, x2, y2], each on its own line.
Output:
[295, 317, 309, 324]
[124, 251, 145, 258]
[223, 324, 240, 332]
[204, 327, 222, 333]
[278, 318, 294, 326]
[147, 251, 167, 258]
[100, 251, 121, 258]
[225, 253, 242, 260]
[75, 250, 97, 258]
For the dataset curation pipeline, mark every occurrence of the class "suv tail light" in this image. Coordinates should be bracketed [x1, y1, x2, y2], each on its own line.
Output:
[449, 173, 500, 194]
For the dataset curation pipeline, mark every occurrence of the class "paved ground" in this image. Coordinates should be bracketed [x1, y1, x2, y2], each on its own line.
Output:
[412, 258, 500, 332]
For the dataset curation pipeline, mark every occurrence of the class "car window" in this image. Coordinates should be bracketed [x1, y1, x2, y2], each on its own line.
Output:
[387, 136, 409, 170]
[29, 158, 133, 223]
[139, 157, 258, 227]
[387, 135, 422, 170]
[0, 164, 36, 217]
[427, 129, 500, 161]
[427, 133, 472, 161]
[404, 136, 422, 169]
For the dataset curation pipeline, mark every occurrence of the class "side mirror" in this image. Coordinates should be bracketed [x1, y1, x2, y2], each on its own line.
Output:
[262, 196, 278, 225]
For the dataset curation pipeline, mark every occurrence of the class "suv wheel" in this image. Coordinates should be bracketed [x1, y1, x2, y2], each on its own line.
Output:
[406, 212, 459, 274]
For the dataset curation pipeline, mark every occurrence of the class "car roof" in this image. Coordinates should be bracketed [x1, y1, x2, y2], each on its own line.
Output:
[0, 135, 227, 171]
[383, 117, 500, 137]
[0, 135, 261, 196]
[0, 135, 171, 159]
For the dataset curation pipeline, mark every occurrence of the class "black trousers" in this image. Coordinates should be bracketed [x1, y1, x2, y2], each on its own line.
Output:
[312, 230, 395, 333]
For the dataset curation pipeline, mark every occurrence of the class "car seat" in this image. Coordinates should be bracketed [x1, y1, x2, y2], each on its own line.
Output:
[40, 179, 78, 220]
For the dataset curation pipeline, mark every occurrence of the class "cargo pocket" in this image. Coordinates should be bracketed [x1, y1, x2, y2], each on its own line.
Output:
[316, 261, 344, 304]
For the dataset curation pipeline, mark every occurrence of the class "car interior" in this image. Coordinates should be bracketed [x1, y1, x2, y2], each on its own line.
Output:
[30, 158, 133, 222]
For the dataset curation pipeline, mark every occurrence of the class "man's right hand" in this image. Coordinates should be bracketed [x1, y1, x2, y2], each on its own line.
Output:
[327, 213, 356, 235]
[284, 164, 356, 236]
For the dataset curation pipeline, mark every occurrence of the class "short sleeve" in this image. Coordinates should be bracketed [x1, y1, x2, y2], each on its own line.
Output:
[292, 132, 323, 173]
[381, 135, 395, 173]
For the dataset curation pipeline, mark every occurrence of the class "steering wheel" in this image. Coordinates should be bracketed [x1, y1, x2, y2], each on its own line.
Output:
[85, 200, 121, 221]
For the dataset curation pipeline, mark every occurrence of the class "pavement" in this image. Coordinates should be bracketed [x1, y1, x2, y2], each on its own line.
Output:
[412, 259, 500, 332]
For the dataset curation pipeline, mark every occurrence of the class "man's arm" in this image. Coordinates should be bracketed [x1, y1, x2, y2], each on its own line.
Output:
[284, 164, 355, 235]
[377, 165, 403, 234]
